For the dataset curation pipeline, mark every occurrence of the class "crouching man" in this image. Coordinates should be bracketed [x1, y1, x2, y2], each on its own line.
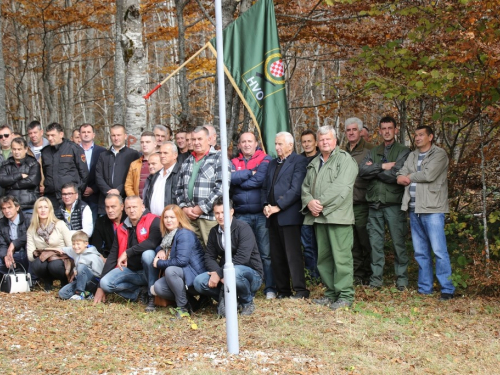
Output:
[194, 197, 263, 317]
[93, 196, 161, 312]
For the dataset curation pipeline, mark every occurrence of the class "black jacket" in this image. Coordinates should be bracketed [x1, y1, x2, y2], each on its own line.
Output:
[205, 218, 264, 279]
[261, 151, 308, 227]
[0, 155, 41, 210]
[40, 138, 89, 198]
[0, 211, 32, 258]
[90, 213, 126, 258]
[82, 144, 107, 204]
[144, 162, 181, 211]
[95, 146, 140, 214]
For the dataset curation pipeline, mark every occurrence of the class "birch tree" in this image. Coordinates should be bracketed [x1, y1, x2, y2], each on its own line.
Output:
[0, 0, 6, 125]
[114, 0, 126, 125]
[122, 0, 147, 147]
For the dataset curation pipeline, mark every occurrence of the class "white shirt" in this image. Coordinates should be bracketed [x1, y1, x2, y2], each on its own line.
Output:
[149, 165, 174, 216]
[81, 142, 94, 169]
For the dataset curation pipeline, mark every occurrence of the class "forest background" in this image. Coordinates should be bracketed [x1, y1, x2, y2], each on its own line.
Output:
[0, 0, 499, 293]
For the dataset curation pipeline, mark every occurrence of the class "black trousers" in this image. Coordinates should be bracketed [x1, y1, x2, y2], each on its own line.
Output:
[31, 258, 68, 286]
[268, 217, 309, 297]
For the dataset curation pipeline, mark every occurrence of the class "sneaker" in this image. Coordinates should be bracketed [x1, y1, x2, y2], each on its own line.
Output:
[240, 301, 256, 316]
[69, 293, 84, 300]
[329, 299, 352, 311]
[277, 294, 291, 299]
[312, 296, 333, 306]
[290, 292, 309, 300]
[266, 292, 277, 300]
[439, 293, 454, 301]
[367, 284, 381, 290]
[174, 305, 191, 319]
[396, 285, 407, 292]
[145, 296, 156, 312]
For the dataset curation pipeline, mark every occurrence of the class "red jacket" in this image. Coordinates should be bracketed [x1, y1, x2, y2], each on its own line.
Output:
[116, 213, 157, 260]
[99, 211, 162, 277]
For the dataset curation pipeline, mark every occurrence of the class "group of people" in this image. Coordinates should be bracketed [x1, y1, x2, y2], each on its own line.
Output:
[0, 115, 455, 318]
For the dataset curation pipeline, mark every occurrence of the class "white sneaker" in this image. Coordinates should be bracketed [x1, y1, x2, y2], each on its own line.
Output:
[266, 292, 277, 300]
[69, 294, 84, 301]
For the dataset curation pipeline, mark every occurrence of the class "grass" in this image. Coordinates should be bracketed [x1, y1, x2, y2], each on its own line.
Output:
[1, 283, 500, 374]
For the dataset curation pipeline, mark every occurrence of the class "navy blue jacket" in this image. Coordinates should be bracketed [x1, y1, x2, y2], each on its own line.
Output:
[0, 211, 31, 258]
[156, 228, 206, 287]
[262, 151, 308, 226]
[83, 144, 106, 204]
[230, 149, 271, 214]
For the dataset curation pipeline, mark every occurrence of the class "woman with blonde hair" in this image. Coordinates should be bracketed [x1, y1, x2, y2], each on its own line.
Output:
[152, 204, 206, 317]
[27, 197, 73, 290]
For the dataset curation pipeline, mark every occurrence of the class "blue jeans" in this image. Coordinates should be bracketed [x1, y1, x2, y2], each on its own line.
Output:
[301, 224, 319, 279]
[409, 212, 455, 295]
[194, 265, 263, 305]
[59, 264, 97, 299]
[0, 251, 29, 275]
[236, 213, 276, 294]
[99, 250, 158, 300]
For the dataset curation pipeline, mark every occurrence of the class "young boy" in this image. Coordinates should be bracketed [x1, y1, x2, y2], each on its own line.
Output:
[58, 231, 104, 300]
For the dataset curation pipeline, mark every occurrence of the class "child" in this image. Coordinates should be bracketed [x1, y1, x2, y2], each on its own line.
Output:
[58, 231, 104, 300]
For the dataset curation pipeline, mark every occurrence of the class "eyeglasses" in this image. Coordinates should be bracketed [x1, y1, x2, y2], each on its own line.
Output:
[0, 134, 10, 139]
[61, 193, 76, 197]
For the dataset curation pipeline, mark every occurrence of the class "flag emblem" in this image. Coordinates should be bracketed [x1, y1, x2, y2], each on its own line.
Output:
[270, 59, 284, 78]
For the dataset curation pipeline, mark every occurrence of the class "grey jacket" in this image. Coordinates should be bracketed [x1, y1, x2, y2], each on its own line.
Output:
[62, 245, 104, 277]
[398, 144, 449, 214]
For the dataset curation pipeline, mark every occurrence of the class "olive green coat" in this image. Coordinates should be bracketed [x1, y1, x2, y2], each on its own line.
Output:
[301, 147, 358, 225]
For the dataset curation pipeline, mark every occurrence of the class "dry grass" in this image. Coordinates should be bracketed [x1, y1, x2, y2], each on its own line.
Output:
[1, 284, 500, 374]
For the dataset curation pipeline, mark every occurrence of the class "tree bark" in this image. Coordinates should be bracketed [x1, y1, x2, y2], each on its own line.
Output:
[174, 0, 190, 124]
[114, 0, 126, 125]
[122, 0, 148, 148]
[0, 0, 7, 125]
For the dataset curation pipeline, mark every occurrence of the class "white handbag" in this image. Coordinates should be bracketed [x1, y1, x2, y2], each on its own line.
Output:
[1, 264, 32, 293]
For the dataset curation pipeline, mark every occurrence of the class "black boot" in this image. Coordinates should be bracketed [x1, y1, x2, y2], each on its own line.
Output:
[145, 296, 156, 312]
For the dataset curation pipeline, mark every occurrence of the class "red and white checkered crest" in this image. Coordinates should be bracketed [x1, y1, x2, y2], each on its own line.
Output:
[269, 59, 284, 78]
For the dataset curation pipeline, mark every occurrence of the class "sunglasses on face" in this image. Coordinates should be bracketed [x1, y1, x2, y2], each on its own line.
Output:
[0, 134, 10, 139]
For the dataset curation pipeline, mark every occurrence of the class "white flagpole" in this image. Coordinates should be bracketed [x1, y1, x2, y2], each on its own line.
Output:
[214, 0, 239, 354]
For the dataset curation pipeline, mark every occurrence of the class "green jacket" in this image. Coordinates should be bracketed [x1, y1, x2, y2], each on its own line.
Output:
[301, 147, 358, 225]
[344, 138, 374, 204]
[358, 141, 410, 206]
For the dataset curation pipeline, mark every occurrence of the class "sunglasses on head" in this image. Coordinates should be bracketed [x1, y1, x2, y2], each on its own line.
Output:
[0, 134, 10, 139]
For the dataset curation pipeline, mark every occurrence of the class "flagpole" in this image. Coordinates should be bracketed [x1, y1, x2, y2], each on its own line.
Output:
[143, 43, 210, 100]
[214, 0, 239, 355]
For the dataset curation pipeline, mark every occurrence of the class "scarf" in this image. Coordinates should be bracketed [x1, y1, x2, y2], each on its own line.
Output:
[160, 228, 177, 260]
[37, 222, 55, 243]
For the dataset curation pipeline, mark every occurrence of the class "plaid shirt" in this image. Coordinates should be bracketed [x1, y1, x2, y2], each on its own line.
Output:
[176, 149, 230, 220]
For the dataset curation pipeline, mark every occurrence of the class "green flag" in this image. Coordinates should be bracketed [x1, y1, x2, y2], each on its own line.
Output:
[209, 0, 289, 156]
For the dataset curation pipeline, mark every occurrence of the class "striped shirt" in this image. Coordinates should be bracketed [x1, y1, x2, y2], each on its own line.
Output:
[409, 151, 428, 210]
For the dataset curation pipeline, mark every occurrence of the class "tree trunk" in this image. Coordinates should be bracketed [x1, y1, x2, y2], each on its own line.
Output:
[212, 0, 238, 146]
[175, 0, 190, 124]
[397, 99, 408, 145]
[0, 0, 7, 126]
[63, 0, 75, 135]
[41, 28, 58, 124]
[114, 0, 126, 125]
[122, 0, 148, 149]
[479, 115, 490, 275]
